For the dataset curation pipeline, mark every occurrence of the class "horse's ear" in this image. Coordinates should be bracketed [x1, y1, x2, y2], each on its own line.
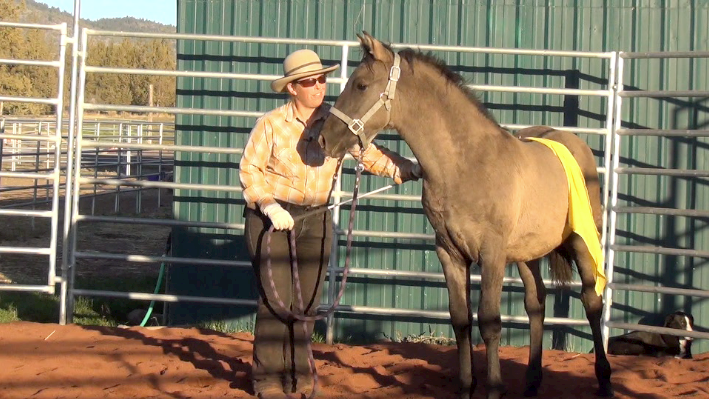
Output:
[357, 31, 390, 62]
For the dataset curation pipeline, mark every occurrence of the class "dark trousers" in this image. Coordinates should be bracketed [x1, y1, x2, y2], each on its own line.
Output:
[244, 203, 332, 393]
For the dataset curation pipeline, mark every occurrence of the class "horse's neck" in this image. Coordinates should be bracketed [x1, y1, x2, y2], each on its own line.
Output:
[393, 71, 509, 184]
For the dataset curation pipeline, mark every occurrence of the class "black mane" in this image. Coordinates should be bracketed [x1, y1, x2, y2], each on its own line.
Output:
[398, 48, 498, 125]
[359, 42, 499, 126]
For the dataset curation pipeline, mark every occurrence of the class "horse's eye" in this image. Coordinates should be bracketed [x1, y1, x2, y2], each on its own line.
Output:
[356, 83, 368, 91]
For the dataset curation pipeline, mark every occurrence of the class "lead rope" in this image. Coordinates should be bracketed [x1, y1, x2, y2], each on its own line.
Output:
[264, 153, 364, 399]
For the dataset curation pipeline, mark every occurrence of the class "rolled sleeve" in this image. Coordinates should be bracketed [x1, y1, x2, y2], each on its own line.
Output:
[350, 142, 415, 184]
[239, 117, 278, 211]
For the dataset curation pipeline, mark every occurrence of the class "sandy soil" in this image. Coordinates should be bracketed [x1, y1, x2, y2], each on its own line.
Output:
[0, 321, 707, 399]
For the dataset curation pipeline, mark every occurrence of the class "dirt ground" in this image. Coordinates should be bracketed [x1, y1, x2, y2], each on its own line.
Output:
[0, 321, 707, 399]
[3, 176, 709, 398]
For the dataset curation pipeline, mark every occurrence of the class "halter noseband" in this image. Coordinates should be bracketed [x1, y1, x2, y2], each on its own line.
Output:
[329, 53, 401, 148]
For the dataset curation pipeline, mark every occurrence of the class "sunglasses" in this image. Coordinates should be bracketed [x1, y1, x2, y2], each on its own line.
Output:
[295, 75, 327, 87]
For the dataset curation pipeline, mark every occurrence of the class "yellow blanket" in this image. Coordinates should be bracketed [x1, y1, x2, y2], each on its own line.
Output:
[526, 137, 606, 296]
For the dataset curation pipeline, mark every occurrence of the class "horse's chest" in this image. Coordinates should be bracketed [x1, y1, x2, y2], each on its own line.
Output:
[421, 191, 483, 255]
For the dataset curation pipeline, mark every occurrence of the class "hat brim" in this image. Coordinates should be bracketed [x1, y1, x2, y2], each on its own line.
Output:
[271, 64, 340, 93]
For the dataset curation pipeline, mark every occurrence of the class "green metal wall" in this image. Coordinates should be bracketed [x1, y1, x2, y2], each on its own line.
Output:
[171, 0, 708, 353]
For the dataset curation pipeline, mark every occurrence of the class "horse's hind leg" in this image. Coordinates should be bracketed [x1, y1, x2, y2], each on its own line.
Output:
[438, 244, 476, 399]
[569, 236, 613, 397]
[516, 259, 546, 397]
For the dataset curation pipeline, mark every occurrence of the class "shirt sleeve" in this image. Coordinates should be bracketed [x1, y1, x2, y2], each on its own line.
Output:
[239, 116, 279, 211]
[349, 142, 416, 185]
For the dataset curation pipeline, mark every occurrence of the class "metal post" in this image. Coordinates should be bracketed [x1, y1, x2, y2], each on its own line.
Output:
[126, 124, 132, 177]
[601, 52, 617, 253]
[32, 123, 41, 230]
[66, 25, 89, 324]
[601, 55, 625, 349]
[11, 123, 17, 171]
[0, 119, 4, 191]
[157, 122, 163, 207]
[325, 44, 350, 345]
[115, 122, 122, 212]
[136, 124, 143, 213]
[91, 121, 100, 214]
[60, 8, 81, 324]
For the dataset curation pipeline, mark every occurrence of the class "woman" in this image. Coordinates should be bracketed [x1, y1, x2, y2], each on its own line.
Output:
[240, 48, 421, 399]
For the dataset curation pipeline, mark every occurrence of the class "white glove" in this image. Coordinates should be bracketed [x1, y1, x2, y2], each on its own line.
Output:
[263, 204, 294, 230]
[411, 163, 423, 180]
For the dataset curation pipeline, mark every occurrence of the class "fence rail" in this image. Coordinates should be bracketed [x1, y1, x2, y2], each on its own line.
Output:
[1, 21, 707, 352]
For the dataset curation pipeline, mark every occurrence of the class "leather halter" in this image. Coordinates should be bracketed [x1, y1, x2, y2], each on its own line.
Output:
[329, 53, 401, 148]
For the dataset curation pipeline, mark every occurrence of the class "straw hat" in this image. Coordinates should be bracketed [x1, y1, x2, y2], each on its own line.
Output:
[271, 49, 339, 93]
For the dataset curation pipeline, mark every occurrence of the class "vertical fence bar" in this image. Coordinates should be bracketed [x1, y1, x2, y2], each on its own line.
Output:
[32, 127, 40, 230]
[601, 52, 617, 253]
[66, 26, 89, 323]
[325, 44, 350, 345]
[60, 6, 82, 324]
[0, 119, 4, 189]
[115, 122, 123, 212]
[602, 55, 625, 348]
[136, 123, 143, 213]
[157, 122, 163, 207]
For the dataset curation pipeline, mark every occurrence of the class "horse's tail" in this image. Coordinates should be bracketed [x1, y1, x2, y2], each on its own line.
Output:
[549, 246, 574, 288]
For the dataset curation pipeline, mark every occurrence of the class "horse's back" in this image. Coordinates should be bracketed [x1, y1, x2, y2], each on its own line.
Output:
[515, 126, 603, 230]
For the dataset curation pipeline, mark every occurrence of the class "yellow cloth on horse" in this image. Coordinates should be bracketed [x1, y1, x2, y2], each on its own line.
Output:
[526, 137, 606, 296]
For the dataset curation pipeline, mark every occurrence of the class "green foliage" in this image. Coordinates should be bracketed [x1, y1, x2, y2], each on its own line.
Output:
[85, 38, 176, 108]
[1, 0, 176, 116]
[0, 0, 57, 115]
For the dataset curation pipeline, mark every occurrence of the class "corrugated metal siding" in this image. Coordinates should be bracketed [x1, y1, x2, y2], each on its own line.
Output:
[172, 0, 708, 353]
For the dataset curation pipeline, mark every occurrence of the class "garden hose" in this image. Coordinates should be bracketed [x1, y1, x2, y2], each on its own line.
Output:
[140, 232, 171, 327]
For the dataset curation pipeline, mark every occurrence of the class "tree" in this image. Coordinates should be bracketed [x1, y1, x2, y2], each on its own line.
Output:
[0, 0, 58, 115]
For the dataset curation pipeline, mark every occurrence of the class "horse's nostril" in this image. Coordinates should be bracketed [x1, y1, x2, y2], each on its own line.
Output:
[318, 135, 326, 149]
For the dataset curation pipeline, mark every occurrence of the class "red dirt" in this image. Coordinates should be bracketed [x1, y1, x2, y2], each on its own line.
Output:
[0, 321, 707, 399]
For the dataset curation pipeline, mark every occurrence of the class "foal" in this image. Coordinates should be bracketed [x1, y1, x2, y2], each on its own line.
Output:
[319, 32, 613, 399]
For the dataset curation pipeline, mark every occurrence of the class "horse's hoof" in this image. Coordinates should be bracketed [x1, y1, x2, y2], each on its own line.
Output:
[523, 385, 539, 397]
[595, 386, 614, 397]
[486, 386, 507, 399]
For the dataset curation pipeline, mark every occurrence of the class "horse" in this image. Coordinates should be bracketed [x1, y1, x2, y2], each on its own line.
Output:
[318, 32, 613, 399]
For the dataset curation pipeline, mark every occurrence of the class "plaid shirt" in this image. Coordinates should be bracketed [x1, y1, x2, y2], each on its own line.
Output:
[240, 101, 416, 211]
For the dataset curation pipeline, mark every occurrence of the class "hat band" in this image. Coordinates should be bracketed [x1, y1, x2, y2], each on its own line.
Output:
[284, 61, 323, 76]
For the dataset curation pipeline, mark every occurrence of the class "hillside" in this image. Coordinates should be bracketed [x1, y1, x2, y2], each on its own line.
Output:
[19, 0, 176, 34]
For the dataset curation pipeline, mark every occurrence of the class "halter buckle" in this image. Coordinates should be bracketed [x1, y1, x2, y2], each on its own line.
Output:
[348, 119, 364, 135]
[389, 65, 401, 82]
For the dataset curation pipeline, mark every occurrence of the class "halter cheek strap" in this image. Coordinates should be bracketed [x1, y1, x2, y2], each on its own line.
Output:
[329, 53, 401, 147]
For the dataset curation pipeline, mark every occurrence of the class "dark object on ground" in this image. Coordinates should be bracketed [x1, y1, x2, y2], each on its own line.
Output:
[607, 311, 694, 358]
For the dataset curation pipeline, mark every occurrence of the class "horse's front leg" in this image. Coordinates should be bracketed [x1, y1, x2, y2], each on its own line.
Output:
[516, 259, 546, 397]
[437, 244, 475, 399]
[479, 247, 506, 399]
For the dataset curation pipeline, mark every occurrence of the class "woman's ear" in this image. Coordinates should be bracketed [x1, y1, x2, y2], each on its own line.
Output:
[286, 82, 297, 96]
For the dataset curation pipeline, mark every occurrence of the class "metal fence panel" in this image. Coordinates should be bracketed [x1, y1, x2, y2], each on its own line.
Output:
[166, 0, 709, 353]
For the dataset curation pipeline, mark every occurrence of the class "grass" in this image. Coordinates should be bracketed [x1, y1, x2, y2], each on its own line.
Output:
[0, 275, 164, 327]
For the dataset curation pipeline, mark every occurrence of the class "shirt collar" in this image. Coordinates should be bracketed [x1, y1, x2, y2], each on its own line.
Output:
[285, 100, 331, 124]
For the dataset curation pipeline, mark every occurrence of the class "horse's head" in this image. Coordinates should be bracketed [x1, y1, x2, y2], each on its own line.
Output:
[320, 32, 399, 158]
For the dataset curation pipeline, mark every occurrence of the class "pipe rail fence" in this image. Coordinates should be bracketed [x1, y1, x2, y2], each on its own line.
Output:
[0, 21, 68, 296]
[602, 50, 709, 345]
[0, 18, 707, 350]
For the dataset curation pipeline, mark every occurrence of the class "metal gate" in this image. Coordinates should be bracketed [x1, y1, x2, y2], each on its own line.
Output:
[0, 21, 68, 296]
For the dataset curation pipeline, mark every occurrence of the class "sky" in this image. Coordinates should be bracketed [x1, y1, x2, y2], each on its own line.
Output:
[37, 0, 177, 26]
